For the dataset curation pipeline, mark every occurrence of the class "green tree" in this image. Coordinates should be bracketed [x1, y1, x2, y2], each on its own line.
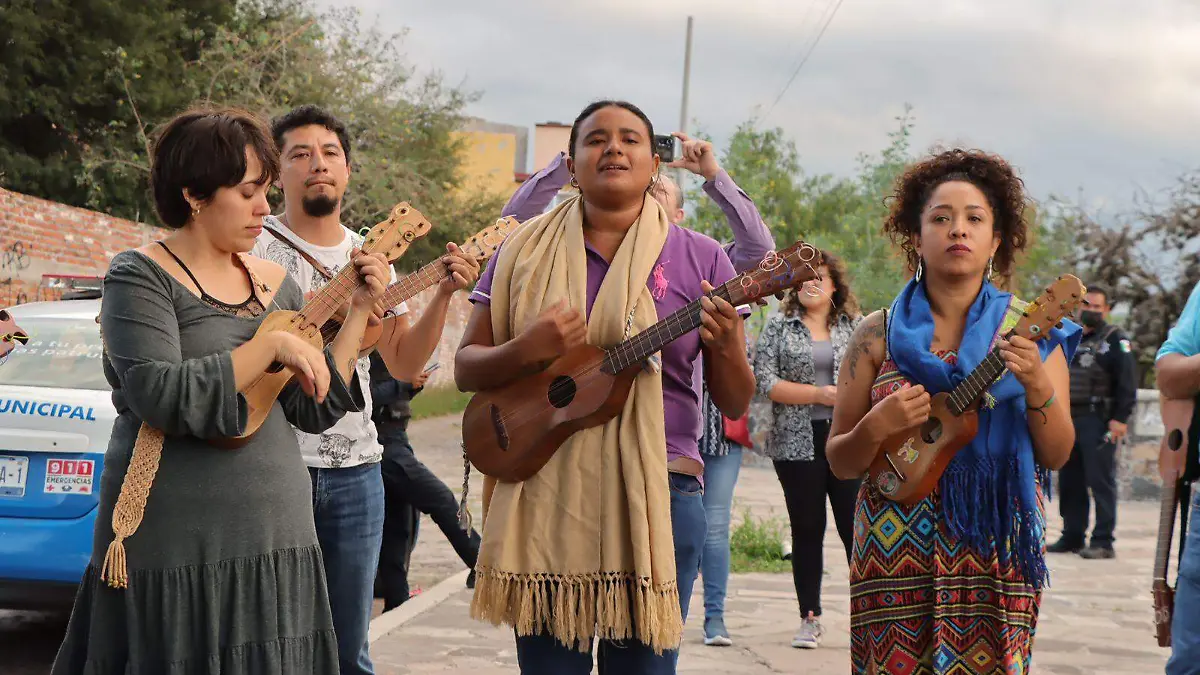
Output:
[0, 0, 233, 212]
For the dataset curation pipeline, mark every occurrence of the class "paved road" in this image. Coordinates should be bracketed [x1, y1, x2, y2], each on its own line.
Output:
[1, 414, 1178, 673]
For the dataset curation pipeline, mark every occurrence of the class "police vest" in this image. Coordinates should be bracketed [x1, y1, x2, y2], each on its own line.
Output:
[1069, 324, 1118, 408]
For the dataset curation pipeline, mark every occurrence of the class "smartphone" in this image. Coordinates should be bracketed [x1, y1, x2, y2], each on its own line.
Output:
[422, 362, 441, 374]
[653, 134, 677, 163]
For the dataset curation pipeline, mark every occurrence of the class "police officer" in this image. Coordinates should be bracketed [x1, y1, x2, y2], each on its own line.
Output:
[1048, 284, 1138, 559]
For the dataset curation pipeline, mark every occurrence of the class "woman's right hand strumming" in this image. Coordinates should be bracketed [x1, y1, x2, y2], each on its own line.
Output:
[268, 332, 332, 403]
[866, 385, 931, 438]
[516, 301, 587, 364]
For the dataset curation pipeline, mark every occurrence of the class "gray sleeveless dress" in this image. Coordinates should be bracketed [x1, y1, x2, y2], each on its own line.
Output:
[52, 250, 362, 674]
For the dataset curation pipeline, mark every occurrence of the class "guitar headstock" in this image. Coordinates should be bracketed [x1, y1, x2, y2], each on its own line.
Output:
[726, 240, 822, 306]
[459, 216, 517, 262]
[360, 202, 434, 263]
[1011, 274, 1086, 341]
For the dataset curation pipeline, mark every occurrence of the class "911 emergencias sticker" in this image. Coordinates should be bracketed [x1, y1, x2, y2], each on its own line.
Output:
[44, 459, 94, 495]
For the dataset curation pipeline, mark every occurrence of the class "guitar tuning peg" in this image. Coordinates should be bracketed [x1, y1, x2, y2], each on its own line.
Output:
[1055, 321, 1063, 329]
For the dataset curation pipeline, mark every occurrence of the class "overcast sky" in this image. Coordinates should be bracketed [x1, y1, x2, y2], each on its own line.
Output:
[320, 0, 1200, 216]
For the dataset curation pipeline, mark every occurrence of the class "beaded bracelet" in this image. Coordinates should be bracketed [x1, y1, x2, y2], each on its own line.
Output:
[1027, 393, 1055, 424]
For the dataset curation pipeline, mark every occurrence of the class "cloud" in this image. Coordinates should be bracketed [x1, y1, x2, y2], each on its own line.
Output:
[320, 0, 1200, 211]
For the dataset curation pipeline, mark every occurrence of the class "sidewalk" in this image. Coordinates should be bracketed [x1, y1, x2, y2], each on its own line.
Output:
[372, 415, 1171, 673]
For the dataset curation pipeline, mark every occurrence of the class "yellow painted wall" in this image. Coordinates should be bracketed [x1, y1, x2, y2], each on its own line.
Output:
[452, 130, 519, 199]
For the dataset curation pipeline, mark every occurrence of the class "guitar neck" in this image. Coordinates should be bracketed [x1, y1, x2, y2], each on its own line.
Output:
[600, 281, 735, 374]
[1154, 480, 1180, 581]
[298, 265, 363, 328]
[944, 344, 1010, 415]
[381, 260, 446, 307]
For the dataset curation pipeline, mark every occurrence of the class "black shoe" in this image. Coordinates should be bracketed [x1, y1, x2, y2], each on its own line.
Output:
[1079, 546, 1115, 560]
[466, 569, 476, 589]
[1046, 538, 1083, 554]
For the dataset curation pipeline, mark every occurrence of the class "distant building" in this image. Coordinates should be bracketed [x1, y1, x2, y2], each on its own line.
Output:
[452, 118, 577, 215]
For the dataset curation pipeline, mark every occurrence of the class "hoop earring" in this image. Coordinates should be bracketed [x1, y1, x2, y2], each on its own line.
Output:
[985, 256, 994, 281]
[191, 206, 200, 216]
[914, 258, 924, 282]
[570, 175, 579, 189]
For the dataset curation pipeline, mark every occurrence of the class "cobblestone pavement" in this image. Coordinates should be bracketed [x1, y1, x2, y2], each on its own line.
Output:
[371, 415, 1173, 673]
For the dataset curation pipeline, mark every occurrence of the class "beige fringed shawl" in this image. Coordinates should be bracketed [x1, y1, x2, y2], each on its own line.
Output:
[470, 192, 683, 654]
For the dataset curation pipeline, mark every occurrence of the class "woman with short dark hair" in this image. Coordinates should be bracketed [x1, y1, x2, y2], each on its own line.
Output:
[52, 107, 390, 674]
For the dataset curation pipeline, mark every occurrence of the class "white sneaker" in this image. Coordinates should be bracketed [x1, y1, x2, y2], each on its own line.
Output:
[791, 613, 824, 649]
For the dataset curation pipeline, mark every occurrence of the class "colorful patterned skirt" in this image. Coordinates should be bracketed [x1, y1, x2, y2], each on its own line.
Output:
[849, 484, 1041, 674]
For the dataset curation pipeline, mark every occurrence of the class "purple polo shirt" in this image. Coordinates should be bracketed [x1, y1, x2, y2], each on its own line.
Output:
[470, 224, 750, 470]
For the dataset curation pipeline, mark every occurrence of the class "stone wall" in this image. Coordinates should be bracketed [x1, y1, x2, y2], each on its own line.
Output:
[1120, 388, 1167, 501]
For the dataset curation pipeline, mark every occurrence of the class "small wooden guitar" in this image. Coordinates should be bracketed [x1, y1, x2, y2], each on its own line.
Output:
[463, 239, 823, 483]
[1154, 396, 1194, 647]
[866, 275, 1085, 504]
[230, 203, 432, 444]
[317, 216, 518, 352]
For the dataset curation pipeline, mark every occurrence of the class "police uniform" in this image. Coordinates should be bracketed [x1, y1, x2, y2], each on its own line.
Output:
[1052, 321, 1137, 556]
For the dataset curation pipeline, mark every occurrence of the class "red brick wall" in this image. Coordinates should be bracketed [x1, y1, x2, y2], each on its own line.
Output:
[0, 188, 473, 388]
[0, 188, 162, 306]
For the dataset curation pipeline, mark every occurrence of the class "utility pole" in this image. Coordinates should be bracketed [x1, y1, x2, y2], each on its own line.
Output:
[677, 15, 693, 189]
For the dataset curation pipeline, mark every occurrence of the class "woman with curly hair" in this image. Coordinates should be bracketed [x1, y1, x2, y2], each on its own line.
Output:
[751, 250, 862, 649]
[825, 149, 1082, 673]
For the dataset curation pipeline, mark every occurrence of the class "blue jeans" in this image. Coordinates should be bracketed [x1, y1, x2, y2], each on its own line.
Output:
[514, 472, 707, 674]
[311, 462, 386, 675]
[700, 447, 743, 620]
[1168, 487, 1200, 675]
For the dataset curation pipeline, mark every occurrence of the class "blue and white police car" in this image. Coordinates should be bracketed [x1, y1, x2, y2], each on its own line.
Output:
[0, 294, 113, 609]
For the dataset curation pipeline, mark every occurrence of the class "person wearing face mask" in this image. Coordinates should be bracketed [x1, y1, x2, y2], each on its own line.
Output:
[750, 250, 861, 650]
[1046, 285, 1137, 560]
[825, 149, 1081, 674]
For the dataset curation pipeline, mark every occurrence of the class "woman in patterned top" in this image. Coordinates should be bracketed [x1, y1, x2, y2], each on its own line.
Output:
[825, 149, 1080, 674]
[751, 250, 861, 649]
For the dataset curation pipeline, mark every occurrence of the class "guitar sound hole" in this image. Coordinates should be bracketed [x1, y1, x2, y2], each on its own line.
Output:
[1168, 429, 1184, 452]
[266, 361, 285, 374]
[920, 418, 943, 444]
[547, 376, 577, 409]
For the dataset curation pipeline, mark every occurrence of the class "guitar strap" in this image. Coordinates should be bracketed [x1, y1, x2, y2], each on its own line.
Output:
[262, 222, 334, 282]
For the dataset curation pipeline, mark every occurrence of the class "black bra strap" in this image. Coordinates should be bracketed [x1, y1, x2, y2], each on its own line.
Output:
[156, 241, 209, 295]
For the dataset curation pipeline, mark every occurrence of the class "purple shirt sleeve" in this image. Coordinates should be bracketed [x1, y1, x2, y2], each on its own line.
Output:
[469, 241, 499, 305]
[702, 169, 775, 273]
[710, 244, 753, 318]
[501, 152, 571, 223]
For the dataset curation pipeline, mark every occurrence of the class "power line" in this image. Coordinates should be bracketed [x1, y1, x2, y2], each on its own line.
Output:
[760, 0, 847, 122]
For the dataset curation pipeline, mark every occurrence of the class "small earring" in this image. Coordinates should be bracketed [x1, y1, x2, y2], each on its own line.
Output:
[569, 175, 579, 188]
[985, 256, 994, 280]
[191, 206, 200, 216]
[914, 258, 924, 282]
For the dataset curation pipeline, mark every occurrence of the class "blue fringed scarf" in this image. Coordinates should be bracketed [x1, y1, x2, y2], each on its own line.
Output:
[887, 279, 1081, 590]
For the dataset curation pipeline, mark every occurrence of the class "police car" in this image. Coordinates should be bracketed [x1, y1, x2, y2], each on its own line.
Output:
[0, 294, 113, 609]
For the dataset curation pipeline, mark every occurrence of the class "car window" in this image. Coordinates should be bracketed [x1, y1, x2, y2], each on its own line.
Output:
[0, 317, 108, 391]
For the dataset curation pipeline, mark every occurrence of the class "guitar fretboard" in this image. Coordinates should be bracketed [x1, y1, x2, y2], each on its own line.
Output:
[945, 347, 1010, 415]
[601, 282, 735, 374]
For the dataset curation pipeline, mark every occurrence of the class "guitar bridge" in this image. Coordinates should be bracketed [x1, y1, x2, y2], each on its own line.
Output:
[489, 404, 509, 451]
[885, 453, 908, 482]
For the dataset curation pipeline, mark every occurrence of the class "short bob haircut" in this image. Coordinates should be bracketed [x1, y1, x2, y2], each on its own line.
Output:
[150, 107, 280, 229]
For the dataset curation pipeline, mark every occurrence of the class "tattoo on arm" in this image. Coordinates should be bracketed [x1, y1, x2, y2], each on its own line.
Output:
[843, 312, 885, 380]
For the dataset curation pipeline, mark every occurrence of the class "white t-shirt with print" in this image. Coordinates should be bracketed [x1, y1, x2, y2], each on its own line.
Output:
[251, 214, 409, 469]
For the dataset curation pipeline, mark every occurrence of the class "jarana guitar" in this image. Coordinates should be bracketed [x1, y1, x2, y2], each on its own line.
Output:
[317, 216, 518, 352]
[1154, 396, 1194, 647]
[232, 202, 432, 443]
[463, 239, 823, 483]
[866, 275, 1085, 504]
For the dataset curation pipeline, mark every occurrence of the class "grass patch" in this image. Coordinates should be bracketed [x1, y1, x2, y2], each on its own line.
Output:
[729, 509, 792, 574]
[410, 384, 473, 420]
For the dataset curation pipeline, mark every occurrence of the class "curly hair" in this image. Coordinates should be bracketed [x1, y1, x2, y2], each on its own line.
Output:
[781, 249, 860, 328]
[881, 148, 1030, 283]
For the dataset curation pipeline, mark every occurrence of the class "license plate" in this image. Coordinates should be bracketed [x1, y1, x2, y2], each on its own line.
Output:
[0, 455, 29, 498]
